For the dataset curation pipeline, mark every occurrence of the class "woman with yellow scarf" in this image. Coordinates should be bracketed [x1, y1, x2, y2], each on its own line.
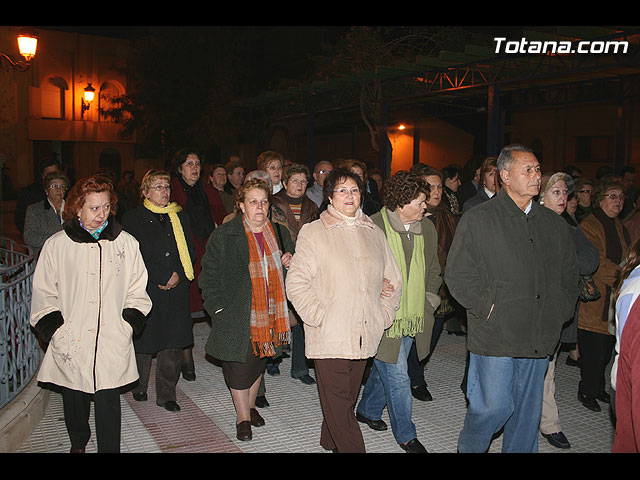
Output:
[122, 169, 196, 412]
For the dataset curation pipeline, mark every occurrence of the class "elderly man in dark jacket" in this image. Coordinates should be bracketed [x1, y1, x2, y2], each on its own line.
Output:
[445, 144, 579, 453]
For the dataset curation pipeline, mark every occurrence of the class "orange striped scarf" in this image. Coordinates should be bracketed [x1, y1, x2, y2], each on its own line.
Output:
[244, 219, 291, 357]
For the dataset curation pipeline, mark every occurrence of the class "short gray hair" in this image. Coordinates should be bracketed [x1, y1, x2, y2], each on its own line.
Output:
[496, 144, 534, 172]
[314, 160, 333, 175]
[42, 171, 69, 190]
[244, 169, 273, 190]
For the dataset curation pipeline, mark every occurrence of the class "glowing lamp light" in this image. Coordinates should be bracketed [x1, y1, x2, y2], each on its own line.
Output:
[17, 31, 38, 62]
[81, 83, 96, 118]
[84, 83, 95, 102]
[1, 27, 38, 71]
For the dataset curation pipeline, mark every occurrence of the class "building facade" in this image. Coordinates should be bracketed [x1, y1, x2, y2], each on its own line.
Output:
[0, 26, 158, 198]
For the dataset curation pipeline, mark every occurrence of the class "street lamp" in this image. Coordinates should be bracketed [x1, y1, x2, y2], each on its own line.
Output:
[1, 28, 38, 71]
[81, 83, 95, 118]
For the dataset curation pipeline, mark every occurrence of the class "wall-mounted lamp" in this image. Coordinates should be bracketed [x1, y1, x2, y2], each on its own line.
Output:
[1, 28, 38, 71]
[81, 83, 95, 118]
[389, 123, 409, 134]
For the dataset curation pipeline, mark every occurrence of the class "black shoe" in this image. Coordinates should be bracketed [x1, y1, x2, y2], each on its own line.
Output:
[565, 356, 581, 367]
[577, 392, 601, 412]
[356, 412, 387, 431]
[447, 330, 466, 337]
[597, 391, 611, 404]
[132, 392, 147, 401]
[295, 374, 316, 385]
[266, 364, 280, 376]
[236, 420, 252, 441]
[182, 372, 196, 381]
[411, 385, 433, 402]
[255, 395, 269, 408]
[400, 438, 428, 453]
[158, 400, 181, 412]
[541, 431, 571, 449]
[250, 408, 265, 427]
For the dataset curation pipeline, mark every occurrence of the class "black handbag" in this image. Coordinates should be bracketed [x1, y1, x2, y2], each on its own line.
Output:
[579, 275, 601, 302]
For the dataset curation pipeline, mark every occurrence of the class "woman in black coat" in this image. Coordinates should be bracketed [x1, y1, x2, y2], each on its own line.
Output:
[122, 169, 196, 412]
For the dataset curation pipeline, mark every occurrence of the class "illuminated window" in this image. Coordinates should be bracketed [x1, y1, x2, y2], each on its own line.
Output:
[41, 76, 67, 119]
[98, 82, 123, 123]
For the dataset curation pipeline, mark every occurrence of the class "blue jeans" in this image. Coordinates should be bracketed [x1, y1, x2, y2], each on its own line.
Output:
[357, 335, 416, 445]
[458, 352, 549, 453]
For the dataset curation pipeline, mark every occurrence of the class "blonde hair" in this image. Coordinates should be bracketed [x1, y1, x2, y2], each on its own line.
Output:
[236, 178, 271, 209]
[140, 169, 171, 199]
[257, 150, 284, 171]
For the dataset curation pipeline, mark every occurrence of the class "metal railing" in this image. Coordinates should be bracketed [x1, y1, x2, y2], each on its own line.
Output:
[0, 237, 38, 409]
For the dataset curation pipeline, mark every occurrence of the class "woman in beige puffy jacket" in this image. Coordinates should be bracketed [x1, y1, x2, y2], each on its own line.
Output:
[286, 168, 402, 453]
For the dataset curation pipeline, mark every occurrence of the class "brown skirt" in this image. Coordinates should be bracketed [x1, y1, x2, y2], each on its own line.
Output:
[221, 342, 267, 390]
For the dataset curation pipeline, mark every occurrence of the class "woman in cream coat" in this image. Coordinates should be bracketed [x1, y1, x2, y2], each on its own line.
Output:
[30, 175, 152, 453]
[286, 168, 402, 453]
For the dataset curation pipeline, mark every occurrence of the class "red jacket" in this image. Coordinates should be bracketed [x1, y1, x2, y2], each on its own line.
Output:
[613, 296, 640, 452]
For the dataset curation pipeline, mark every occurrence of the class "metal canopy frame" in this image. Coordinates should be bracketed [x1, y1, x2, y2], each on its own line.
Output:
[237, 27, 640, 174]
[236, 27, 640, 120]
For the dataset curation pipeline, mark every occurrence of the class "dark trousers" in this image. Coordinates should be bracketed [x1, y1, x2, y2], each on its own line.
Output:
[181, 346, 195, 376]
[291, 324, 310, 378]
[314, 358, 367, 453]
[133, 349, 182, 404]
[60, 386, 121, 452]
[407, 315, 446, 388]
[577, 328, 615, 399]
[407, 341, 425, 388]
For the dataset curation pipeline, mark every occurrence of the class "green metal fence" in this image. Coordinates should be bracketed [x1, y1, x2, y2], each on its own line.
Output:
[0, 237, 38, 409]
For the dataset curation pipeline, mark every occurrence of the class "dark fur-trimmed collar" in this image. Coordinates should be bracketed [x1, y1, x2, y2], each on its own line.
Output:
[63, 215, 123, 243]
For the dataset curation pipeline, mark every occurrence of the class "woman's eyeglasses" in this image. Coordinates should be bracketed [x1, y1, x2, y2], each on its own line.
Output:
[333, 188, 361, 196]
[604, 192, 625, 201]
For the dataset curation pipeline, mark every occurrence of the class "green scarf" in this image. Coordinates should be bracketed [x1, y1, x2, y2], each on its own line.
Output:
[381, 207, 425, 338]
[143, 198, 194, 281]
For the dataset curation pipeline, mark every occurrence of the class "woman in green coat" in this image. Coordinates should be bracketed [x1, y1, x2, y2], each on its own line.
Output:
[356, 171, 441, 453]
[199, 178, 291, 441]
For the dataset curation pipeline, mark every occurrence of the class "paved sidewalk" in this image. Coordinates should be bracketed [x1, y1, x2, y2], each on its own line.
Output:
[17, 320, 615, 453]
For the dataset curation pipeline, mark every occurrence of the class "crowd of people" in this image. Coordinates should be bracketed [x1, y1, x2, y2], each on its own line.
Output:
[19, 144, 640, 453]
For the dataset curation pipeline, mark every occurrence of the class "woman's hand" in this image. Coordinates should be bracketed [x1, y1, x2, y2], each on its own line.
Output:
[159, 271, 180, 290]
[281, 252, 293, 269]
[380, 277, 395, 298]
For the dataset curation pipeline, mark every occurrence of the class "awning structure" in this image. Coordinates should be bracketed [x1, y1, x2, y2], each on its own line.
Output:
[235, 26, 640, 173]
[235, 26, 640, 122]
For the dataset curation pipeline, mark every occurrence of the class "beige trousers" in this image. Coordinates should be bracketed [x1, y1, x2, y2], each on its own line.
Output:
[539, 344, 561, 435]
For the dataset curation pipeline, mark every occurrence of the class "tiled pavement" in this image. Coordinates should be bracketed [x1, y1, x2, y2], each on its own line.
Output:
[16, 320, 616, 454]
